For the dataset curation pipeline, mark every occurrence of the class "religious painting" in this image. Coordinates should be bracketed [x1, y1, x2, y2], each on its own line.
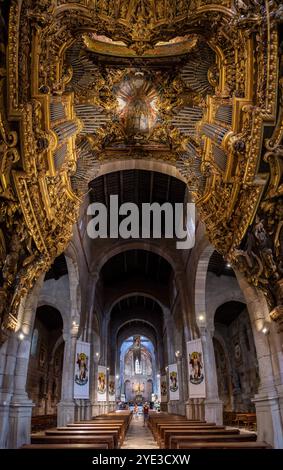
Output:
[189, 351, 204, 385]
[74, 341, 90, 399]
[161, 380, 167, 396]
[97, 365, 107, 402]
[168, 364, 179, 400]
[108, 376, 115, 396]
[169, 371, 178, 392]
[75, 352, 89, 386]
[187, 339, 206, 398]
[161, 377, 167, 399]
[98, 371, 106, 394]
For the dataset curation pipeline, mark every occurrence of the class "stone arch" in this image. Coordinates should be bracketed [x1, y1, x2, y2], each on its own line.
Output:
[107, 292, 167, 318]
[117, 320, 158, 351]
[92, 239, 182, 276]
[94, 158, 187, 184]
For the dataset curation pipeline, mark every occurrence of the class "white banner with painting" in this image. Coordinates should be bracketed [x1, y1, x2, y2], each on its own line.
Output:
[97, 365, 107, 401]
[168, 363, 179, 400]
[160, 375, 168, 402]
[108, 375, 115, 401]
[74, 341, 90, 399]
[187, 338, 206, 398]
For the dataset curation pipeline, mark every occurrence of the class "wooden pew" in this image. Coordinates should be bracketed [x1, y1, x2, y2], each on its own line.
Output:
[158, 426, 235, 447]
[31, 415, 57, 432]
[64, 424, 125, 441]
[67, 420, 126, 440]
[152, 420, 212, 441]
[162, 428, 241, 448]
[44, 429, 120, 448]
[57, 425, 123, 444]
[167, 433, 257, 449]
[22, 443, 108, 449]
[172, 441, 270, 449]
[149, 417, 202, 436]
[31, 434, 115, 449]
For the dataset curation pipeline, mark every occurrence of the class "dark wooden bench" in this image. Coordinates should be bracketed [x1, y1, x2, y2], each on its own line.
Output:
[167, 433, 257, 449]
[31, 434, 115, 449]
[152, 421, 213, 441]
[158, 426, 236, 447]
[22, 443, 108, 449]
[163, 428, 241, 448]
[56, 426, 123, 443]
[44, 429, 120, 448]
[31, 415, 57, 432]
[172, 441, 270, 449]
[67, 421, 126, 440]
[64, 424, 125, 441]
[150, 418, 202, 436]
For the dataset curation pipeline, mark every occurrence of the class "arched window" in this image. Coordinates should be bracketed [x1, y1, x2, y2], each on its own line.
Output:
[31, 329, 39, 356]
[135, 358, 142, 374]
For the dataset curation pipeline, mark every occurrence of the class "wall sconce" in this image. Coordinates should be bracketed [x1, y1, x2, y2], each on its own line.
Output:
[116, 374, 119, 379]
[157, 374, 160, 379]
[165, 366, 168, 372]
[18, 332, 25, 341]
[198, 314, 205, 322]
[107, 367, 110, 371]
[95, 352, 99, 357]
[175, 350, 181, 358]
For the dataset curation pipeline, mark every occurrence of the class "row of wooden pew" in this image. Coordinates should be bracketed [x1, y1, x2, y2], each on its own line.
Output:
[22, 411, 132, 449]
[148, 412, 270, 449]
[31, 414, 57, 433]
[223, 412, 257, 430]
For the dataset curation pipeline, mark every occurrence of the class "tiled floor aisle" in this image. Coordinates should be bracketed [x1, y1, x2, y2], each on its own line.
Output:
[121, 415, 159, 449]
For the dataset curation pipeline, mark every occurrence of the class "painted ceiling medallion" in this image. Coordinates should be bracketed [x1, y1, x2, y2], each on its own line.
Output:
[115, 72, 159, 141]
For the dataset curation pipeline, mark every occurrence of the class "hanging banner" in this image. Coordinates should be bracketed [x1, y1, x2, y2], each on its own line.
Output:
[168, 363, 179, 400]
[187, 338, 206, 398]
[108, 375, 115, 401]
[97, 365, 107, 401]
[74, 341, 90, 399]
[160, 375, 168, 402]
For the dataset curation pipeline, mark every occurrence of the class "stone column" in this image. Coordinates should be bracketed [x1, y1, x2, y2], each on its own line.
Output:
[1, 277, 44, 448]
[236, 272, 283, 448]
[200, 326, 223, 425]
[0, 337, 18, 448]
[57, 324, 78, 426]
[8, 337, 34, 448]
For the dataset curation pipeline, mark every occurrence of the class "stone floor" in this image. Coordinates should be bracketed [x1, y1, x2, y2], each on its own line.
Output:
[121, 414, 159, 449]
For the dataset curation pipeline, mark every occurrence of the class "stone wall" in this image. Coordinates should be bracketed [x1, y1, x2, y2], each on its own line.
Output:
[26, 314, 64, 416]
[214, 307, 259, 412]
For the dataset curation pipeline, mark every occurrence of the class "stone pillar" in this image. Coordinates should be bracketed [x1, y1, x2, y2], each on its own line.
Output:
[0, 337, 18, 448]
[57, 325, 78, 426]
[200, 327, 223, 425]
[8, 337, 34, 448]
[236, 272, 283, 448]
[0, 277, 43, 448]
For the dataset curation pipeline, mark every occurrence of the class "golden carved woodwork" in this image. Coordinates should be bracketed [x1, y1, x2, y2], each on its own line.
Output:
[0, 0, 282, 343]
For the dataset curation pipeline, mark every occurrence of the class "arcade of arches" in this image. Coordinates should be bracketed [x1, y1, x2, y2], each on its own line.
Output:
[0, 0, 283, 450]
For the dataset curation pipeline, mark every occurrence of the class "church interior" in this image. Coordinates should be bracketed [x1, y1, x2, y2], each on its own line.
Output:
[0, 0, 283, 451]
